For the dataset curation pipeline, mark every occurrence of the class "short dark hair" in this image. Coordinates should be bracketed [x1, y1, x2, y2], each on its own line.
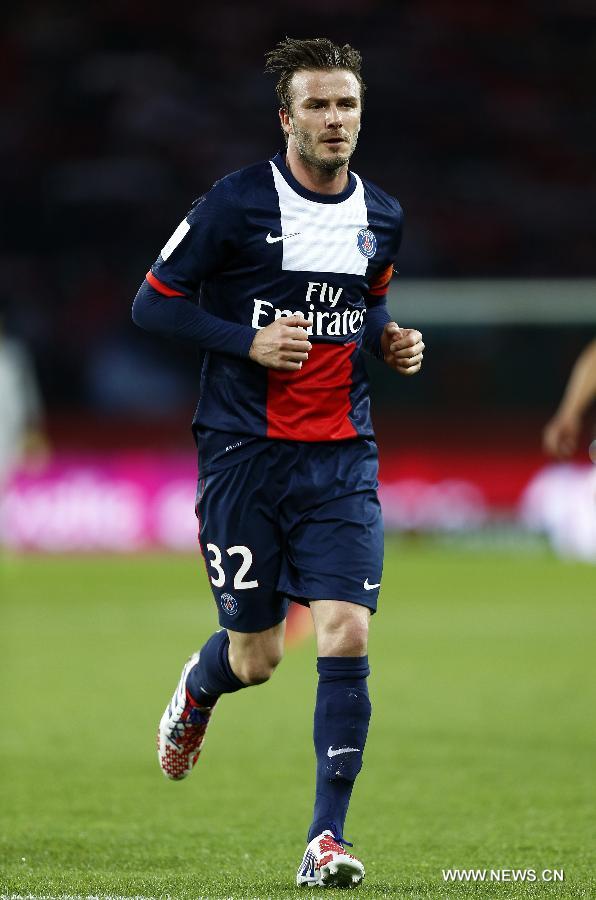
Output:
[264, 37, 365, 113]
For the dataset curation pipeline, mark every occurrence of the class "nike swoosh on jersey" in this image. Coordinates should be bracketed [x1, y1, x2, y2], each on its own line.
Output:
[265, 231, 300, 243]
[327, 746, 360, 758]
[363, 579, 381, 590]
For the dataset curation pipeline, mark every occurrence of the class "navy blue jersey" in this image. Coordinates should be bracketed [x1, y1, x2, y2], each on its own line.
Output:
[143, 152, 402, 471]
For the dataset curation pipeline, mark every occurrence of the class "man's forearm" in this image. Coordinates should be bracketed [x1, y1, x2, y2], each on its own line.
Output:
[362, 302, 392, 359]
[559, 339, 596, 419]
[132, 280, 256, 358]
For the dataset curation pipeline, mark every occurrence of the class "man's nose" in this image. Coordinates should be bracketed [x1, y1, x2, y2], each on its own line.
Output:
[326, 106, 343, 128]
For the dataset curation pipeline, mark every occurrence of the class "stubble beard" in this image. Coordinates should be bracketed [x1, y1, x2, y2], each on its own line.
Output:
[292, 124, 359, 175]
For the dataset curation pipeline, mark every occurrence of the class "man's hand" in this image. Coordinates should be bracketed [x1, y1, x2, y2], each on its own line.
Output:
[543, 411, 581, 459]
[380, 322, 424, 375]
[249, 315, 312, 371]
[542, 338, 596, 459]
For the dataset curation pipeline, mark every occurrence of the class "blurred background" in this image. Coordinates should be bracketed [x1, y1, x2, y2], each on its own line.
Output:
[1, 0, 595, 556]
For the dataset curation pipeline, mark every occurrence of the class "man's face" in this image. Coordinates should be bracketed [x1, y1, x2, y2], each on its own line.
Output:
[281, 69, 362, 173]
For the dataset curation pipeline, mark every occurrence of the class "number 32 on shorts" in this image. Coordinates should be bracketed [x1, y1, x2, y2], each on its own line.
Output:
[205, 543, 259, 590]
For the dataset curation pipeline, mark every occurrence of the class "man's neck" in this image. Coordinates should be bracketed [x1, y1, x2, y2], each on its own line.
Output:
[284, 145, 349, 195]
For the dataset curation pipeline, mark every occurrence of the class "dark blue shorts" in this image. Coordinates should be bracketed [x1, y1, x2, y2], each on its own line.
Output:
[196, 438, 384, 633]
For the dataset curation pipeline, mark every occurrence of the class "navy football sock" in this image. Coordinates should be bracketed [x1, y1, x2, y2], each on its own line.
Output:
[308, 655, 372, 842]
[186, 630, 246, 706]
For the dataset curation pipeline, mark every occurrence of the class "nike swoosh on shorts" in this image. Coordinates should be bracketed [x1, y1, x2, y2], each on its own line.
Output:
[363, 579, 381, 590]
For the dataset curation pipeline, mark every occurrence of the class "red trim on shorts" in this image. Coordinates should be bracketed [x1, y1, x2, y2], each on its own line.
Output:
[195, 477, 206, 560]
[266, 342, 357, 441]
[146, 270, 185, 297]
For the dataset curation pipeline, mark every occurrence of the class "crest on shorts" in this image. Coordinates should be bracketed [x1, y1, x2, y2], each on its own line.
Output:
[220, 593, 238, 616]
[357, 228, 377, 258]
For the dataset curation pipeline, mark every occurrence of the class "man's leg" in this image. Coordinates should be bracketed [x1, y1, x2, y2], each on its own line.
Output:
[159, 444, 289, 778]
[187, 621, 286, 703]
[308, 601, 371, 841]
[278, 440, 380, 886]
[295, 600, 371, 887]
[158, 622, 285, 779]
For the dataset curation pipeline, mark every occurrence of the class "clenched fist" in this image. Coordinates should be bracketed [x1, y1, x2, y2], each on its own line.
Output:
[249, 315, 312, 371]
[380, 322, 424, 375]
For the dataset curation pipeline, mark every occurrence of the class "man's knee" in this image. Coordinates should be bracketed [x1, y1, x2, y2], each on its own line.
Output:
[229, 639, 284, 686]
[234, 651, 283, 685]
[316, 609, 369, 657]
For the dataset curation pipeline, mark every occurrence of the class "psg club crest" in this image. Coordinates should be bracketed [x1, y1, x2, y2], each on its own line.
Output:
[220, 593, 238, 616]
[356, 228, 377, 258]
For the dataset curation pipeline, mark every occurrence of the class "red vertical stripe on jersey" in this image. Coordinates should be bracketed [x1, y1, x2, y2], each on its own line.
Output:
[266, 342, 357, 441]
[145, 270, 185, 297]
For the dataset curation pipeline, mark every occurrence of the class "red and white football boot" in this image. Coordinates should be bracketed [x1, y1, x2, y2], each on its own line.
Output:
[296, 830, 365, 888]
[157, 651, 217, 780]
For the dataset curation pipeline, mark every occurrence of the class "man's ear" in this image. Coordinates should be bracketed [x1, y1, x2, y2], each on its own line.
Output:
[279, 106, 292, 136]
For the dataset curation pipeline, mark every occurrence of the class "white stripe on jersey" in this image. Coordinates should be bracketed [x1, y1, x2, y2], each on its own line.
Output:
[160, 218, 190, 261]
[269, 162, 369, 276]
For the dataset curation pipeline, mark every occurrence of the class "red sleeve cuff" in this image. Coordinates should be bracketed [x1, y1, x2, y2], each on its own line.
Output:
[368, 263, 394, 297]
[146, 270, 185, 297]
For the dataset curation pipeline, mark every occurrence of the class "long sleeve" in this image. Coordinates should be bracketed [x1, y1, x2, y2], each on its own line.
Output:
[362, 296, 392, 360]
[132, 278, 256, 358]
[362, 261, 395, 359]
[361, 194, 402, 360]
[132, 177, 256, 358]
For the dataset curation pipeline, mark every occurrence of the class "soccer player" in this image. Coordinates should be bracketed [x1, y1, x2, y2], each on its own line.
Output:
[132, 37, 424, 888]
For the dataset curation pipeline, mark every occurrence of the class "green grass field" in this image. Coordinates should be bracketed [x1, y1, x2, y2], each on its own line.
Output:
[1, 542, 595, 899]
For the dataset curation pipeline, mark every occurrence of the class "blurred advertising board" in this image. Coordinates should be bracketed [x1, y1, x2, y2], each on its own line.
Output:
[1, 452, 594, 560]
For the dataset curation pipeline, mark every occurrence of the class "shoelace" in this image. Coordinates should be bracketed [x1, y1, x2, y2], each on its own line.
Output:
[171, 707, 210, 743]
[336, 837, 354, 848]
